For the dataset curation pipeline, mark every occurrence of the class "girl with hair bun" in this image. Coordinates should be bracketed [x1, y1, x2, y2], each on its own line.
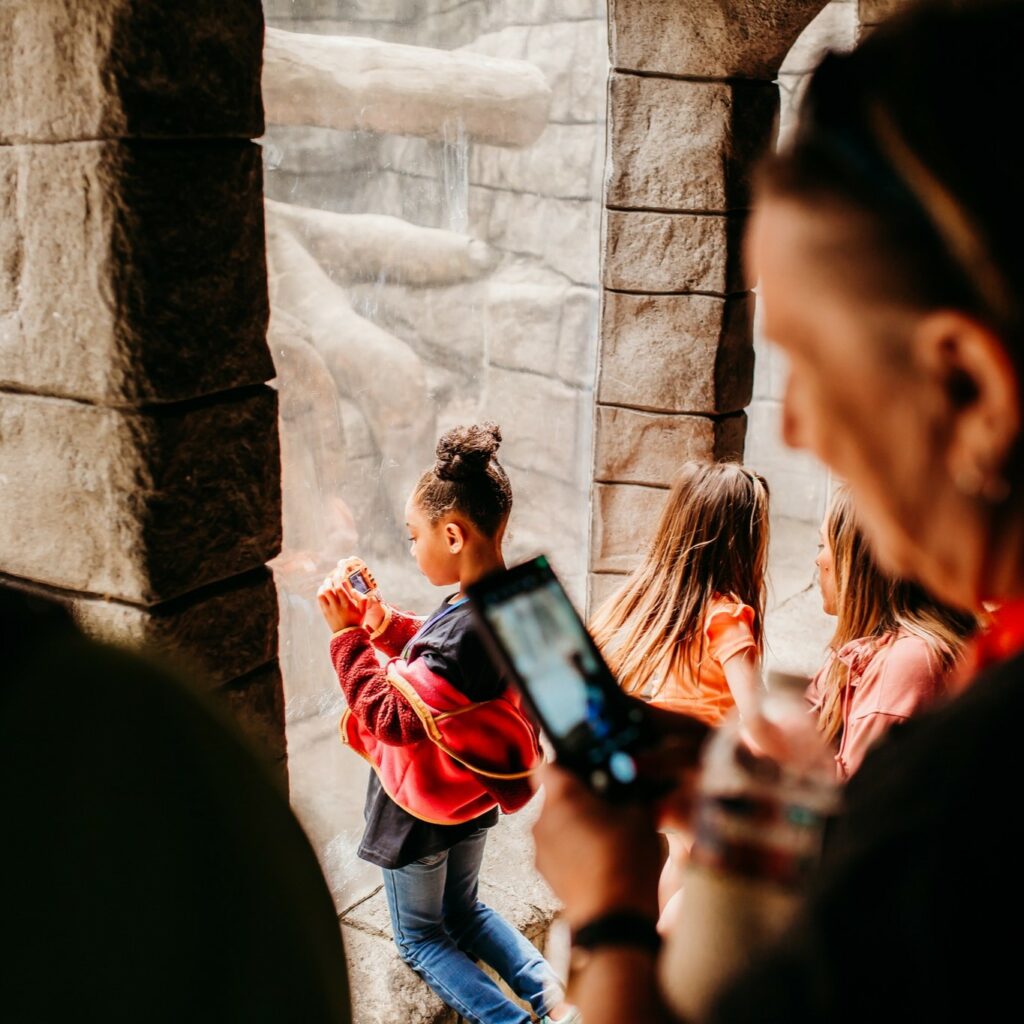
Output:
[318, 423, 577, 1024]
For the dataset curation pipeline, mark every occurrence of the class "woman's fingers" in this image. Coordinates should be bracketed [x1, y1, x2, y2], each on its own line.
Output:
[533, 764, 661, 927]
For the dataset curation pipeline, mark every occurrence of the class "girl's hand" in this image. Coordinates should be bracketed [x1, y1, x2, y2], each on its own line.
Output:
[317, 578, 364, 632]
[333, 558, 384, 631]
[533, 766, 662, 929]
[360, 594, 387, 633]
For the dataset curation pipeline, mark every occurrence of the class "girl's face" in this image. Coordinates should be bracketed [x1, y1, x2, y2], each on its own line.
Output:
[747, 198, 994, 609]
[816, 519, 837, 616]
[404, 497, 461, 587]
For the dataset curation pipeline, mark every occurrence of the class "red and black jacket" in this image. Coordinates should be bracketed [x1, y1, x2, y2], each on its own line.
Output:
[330, 603, 541, 827]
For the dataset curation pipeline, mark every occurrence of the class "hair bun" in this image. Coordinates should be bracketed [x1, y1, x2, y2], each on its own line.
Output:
[434, 422, 502, 481]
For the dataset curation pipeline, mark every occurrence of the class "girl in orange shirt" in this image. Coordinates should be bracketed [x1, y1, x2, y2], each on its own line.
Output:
[590, 460, 770, 929]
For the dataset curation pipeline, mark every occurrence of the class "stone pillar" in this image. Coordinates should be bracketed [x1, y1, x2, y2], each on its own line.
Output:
[0, 3, 285, 779]
[590, 0, 829, 609]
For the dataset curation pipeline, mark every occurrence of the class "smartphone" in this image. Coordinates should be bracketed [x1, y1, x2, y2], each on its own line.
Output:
[467, 555, 660, 799]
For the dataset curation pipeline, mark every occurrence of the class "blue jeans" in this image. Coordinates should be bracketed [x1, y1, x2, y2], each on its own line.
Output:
[382, 828, 563, 1024]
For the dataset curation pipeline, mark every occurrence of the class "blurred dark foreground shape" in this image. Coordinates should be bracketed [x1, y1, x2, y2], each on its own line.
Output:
[0, 584, 351, 1022]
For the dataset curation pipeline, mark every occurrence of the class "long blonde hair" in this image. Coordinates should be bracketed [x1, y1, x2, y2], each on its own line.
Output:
[817, 487, 976, 743]
[591, 462, 770, 700]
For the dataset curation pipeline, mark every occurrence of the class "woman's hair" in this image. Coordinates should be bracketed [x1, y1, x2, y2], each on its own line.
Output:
[413, 422, 512, 537]
[816, 487, 977, 743]
[591, 461, 770, 700]
[757, 0, 1024, 368]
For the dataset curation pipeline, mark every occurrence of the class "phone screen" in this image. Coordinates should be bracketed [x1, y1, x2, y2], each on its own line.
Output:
[348, 570, 372, 596]
[470, 557, 647, 792]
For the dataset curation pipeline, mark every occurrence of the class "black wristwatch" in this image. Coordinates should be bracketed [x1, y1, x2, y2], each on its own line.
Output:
[570, 910, 661, 974]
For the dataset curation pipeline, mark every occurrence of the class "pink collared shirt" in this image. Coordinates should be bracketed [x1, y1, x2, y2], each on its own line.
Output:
[807, 629, 950, 781]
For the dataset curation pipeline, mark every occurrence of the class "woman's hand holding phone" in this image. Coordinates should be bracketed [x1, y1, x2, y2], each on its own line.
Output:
[533, 704, 709, 930]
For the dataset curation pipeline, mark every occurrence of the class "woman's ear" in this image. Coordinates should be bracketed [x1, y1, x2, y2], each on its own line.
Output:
[444, 521, 466, 554]
[913, 311, 1021, 500]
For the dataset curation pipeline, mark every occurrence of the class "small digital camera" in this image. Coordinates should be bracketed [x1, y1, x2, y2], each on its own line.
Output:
[347, 568, 375, 596]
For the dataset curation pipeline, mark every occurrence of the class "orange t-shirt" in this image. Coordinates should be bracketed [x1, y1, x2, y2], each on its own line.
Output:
[643, 596, 758, 727]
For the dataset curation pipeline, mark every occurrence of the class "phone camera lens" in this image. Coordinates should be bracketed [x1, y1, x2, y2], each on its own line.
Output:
[609, 751, 637, 784]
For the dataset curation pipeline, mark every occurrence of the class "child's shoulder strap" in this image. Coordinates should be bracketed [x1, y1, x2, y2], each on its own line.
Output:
[384, 662, 542, 780]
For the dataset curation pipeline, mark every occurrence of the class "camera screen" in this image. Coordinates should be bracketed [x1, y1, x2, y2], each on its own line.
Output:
[479, 575, 614, 755]
[348, 570, 372, 595]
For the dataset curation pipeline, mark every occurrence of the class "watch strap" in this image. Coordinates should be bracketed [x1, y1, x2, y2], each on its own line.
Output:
[572, 910, 661, 954]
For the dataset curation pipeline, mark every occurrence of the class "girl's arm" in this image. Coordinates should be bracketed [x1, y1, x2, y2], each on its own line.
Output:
[721, 649, 764, 724]
[364, 603, 424, 658]
[318, 582, 424, 744]
[723, 649, 798, 763]
[704, 601, 764, 722]
[330, 629, 425, 745]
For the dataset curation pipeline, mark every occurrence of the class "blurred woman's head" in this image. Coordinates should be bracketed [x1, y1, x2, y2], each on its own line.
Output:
[749, 0, 1024, 610]
[816, 487, 976, 742]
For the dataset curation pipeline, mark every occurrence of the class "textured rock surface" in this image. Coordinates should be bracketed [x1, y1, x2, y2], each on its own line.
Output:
[590, 482, 669, 574]
[468, 187, 600, 284]
[341, 926, 457, 1024]
[0, 390, 281, 604]
[263, 27, 552, 147]
[595, 407, 747, 487]
[221, 662, 288, 767]
[599, 294, 754, 415]
[71, 570, 279, 686]
[0, 0, 264, 144]
[588, 571, 627, 616]
[607, 75, 778, 212]
[0, 141, 270, 405]
[608, 0, 830, 80]
[604, 212, 747, 295]
[487, 366, 588, 480]
[469, 121, 603, 199]
[468, 18, 608, 124]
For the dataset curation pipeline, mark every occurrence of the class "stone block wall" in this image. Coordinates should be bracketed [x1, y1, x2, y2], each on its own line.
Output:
[0, 2, 286, 777]
[589, 0, 830, 608]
